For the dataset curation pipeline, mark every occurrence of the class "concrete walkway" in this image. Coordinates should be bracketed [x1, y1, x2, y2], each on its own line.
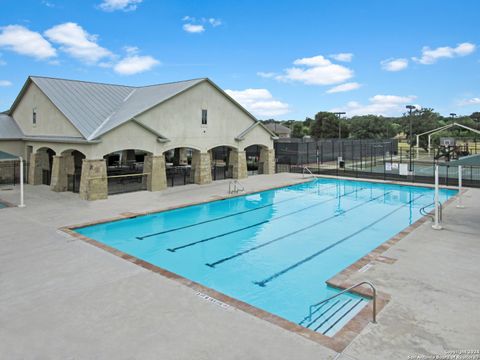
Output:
[0, 174, 479, 359]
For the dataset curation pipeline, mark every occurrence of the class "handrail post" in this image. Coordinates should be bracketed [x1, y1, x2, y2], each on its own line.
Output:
[432, 165, 442, 230]
[457, 165, 464, 208]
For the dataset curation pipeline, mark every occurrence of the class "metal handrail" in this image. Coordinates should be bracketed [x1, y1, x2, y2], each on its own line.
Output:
[308, 281, 377, 323]
[303, 166, 315, 178]
[419, 202, 442, 222]
[228, 180, 245, 194]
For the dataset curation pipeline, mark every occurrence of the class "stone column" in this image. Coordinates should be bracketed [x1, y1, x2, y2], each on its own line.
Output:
[50, 155, 68, 192]
[79, 159, 108, 201]
[228, 150, 247, 179]
[259, 148, 276, 175]
[28, 152, 43, 185]
[191, 152, 212, 185]
[144, 154, 167, 191]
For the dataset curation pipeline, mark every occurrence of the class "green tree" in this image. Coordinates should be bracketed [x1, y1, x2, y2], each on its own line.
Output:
[311, 112, 341, 139]
[349, 115, 396, 139]
[400, 108, 441, 149]
[292, 123, 304, 138]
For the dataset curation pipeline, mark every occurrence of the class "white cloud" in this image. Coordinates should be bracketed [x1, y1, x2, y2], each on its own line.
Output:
[413, 42, 476, 65]
[225, 88, 290, 117]
[381, 58, 408, 72]
[0, 80, 12, 87]
[330, 53, 353, 62]
[183, 23, 205, 33]
[275, 55, 353, 85]
[459, 97, 480, 106]
[326, 82, 361, 94]
[0, 25, 56, 60]
[332, 94, 417, 116]
[98, 0, 142, 12]
[182, 16, 222, 33]
[44, 22, 112, 64]
[208, 18, 222, 27]
[114, 55, 160, 75]
[257, 71, 276, 78]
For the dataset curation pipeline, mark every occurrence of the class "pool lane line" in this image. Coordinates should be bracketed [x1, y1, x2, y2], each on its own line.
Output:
[166, 186, 367, 253]
[136, 183, 339, 240]
[253, 194, 424, 287]
[205, 189, 390, 267]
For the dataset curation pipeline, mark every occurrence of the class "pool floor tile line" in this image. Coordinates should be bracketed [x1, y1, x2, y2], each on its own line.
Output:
[167, 186, 369, 252]
[253, 194, 424, 287]
[205, 188, 390, 268]
[136, 182, 339, 240]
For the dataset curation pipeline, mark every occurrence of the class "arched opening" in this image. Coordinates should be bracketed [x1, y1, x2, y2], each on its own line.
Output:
[245, 145, 262, 175]
[163, 147, 196, 187]
[32, 147, 56, 185]
[244, 144, 275, 176]
[103, 149, 152, 195]
[209, 145, 235, 181]
[61, 149, 86, 193]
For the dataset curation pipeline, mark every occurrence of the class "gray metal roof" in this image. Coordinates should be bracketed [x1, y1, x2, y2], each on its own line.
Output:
[264, 122, 291, 135]
[89, 79, 204, 139]
[23, 76, 206, 140]
[0, 113, 23, 139]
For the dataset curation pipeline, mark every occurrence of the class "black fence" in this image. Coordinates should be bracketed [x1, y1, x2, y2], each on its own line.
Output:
[275, 138, 398, 165]
[276, 139, 480, 188]
[0, 160, 29, 186]
[167, 166, 193, 187]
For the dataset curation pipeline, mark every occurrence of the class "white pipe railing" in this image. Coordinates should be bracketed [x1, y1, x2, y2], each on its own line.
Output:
[432, 164, 442, 230]
[457, 165, 464, 208]
[18, 156, 25, 208]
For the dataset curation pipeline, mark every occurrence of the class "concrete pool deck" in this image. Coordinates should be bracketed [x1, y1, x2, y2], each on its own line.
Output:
[0, 173, 479, 359]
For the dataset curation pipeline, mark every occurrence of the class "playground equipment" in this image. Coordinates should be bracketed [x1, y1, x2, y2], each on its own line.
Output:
[416, 122, 480, 156]
[434, 143, 470, 161]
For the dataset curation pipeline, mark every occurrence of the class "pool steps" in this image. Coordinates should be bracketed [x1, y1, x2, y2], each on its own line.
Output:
[299, 294, 368, 336]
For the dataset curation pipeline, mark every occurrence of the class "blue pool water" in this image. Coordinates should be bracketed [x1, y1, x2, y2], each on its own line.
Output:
[75, 178, 456, 335]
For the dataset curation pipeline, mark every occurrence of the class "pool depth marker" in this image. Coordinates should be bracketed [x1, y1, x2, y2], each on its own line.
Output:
[253, 194, 424, 287]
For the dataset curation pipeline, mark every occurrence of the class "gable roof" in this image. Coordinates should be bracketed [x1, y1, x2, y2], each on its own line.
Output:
[0, 113, 24, 139]
[8, 76, 277, 142]
[8, 76, 206, 140]
[264, 122, 291, 135]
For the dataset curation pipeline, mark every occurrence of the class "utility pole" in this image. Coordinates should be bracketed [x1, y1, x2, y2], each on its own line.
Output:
[334, 112, 346, 139]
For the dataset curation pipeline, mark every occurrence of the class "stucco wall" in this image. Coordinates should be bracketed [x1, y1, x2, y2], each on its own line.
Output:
[12, 82, 83, 138]
[0, 140, 25, 158]
[136, 81, 273, 153]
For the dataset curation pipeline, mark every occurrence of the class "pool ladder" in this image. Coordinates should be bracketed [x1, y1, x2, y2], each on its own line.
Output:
[302, 166, 315, 178]
[419, 202, 443, 222]
[307, 281, 377, 324]
[228, 180, 245, 194]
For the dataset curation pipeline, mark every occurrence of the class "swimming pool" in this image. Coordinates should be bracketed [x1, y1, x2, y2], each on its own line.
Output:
[74, 178, 456, 336]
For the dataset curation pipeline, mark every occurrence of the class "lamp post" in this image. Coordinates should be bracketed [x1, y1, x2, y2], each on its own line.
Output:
[406, 105, 416, 173]
[334, 112, 346, 139]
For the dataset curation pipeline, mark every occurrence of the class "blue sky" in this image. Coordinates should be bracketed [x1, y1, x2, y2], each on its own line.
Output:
[0, 0, 479, 119]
